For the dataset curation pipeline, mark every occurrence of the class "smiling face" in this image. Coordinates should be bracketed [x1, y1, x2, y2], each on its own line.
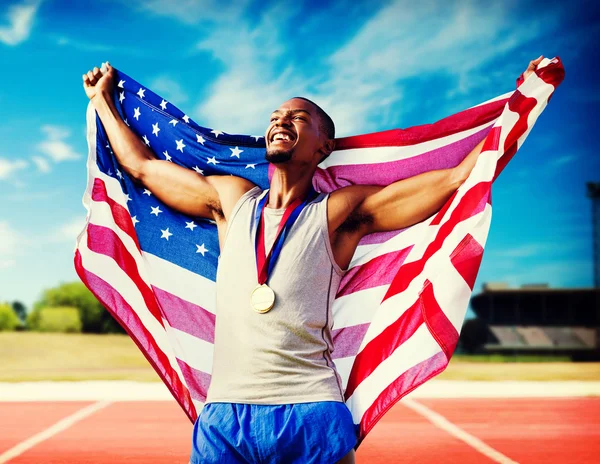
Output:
[265, 98, 332, 166]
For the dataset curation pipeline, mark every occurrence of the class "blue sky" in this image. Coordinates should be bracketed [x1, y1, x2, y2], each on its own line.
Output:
[0, 0, 598, 312]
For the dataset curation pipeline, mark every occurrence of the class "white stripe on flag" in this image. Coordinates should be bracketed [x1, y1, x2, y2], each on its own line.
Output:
[165, 324, 214, 375]
[78, 236, 187, 383]
[322, 121, 495, 167]
[346, 323, 443, 424]
[143, 252, 217, 314]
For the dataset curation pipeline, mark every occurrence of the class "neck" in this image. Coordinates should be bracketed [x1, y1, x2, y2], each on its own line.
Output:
[267, 164, 314, 209]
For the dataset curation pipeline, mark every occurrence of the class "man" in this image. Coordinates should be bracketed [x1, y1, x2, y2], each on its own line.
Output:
[82, 56, 543, 463]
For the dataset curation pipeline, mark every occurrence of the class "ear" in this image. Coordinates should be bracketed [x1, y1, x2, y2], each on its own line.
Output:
[318, 139, 335, 163]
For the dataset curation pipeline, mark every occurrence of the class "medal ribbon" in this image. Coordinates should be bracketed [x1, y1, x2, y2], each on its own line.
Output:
[254, 187, 318, 285]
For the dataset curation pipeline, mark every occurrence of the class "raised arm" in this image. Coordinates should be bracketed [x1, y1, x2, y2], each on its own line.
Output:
[82, 62, 255, 221]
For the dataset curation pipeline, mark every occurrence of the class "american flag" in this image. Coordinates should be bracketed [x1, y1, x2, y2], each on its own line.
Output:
[75, 57, 564, 446]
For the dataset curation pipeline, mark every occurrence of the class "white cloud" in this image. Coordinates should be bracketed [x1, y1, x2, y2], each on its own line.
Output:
[0, 222, 21, 259]
[549, 154, 578, 167]
[149, 76, 189, 105]
[0, 158, 27, 180]
[0, 259, 16, 270]
[0, 0, 42, 46]
[131, 0, 250, 24]
[31, 155, 50, 173]
[193, 4, 309, 134]
[37, 125, 81, 162]
[51, 217, 86, 243]
[191, 1, 552, 137]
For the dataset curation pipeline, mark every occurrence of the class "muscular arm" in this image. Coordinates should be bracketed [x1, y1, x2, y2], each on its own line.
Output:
[330, 137, 485, 237]
[88, 69, 255, 221]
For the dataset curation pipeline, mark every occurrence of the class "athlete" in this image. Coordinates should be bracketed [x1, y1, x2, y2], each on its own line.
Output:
[82, 56, 543, 463]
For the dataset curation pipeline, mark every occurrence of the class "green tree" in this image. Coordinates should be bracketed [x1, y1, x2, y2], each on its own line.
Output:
[27, 306, 82, 333]
[0, 303, 21, 331]
[11, 301, 26, 322]
[33, 282, 124, 333]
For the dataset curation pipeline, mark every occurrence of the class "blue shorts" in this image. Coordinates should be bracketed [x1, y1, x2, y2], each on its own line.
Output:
[189, 401, 358, 463]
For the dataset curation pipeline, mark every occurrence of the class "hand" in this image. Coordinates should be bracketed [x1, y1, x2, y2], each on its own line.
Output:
[82, 62, 115, 101]
[523, 55, 544, 80]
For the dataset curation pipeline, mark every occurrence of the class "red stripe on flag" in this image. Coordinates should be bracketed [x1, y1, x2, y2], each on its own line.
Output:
[176, 359, 211, 403]
[74, 250, 197, 423]
[356, 350, 448, 445]
[536, 56, 565, 89]
[344, 297, 424, 400]
[504, 91, 537, 152]
[334, 97, 508, 150]
[91, 177, 140, 251]
[419, 280, 459, 359]
[331, 323, 369, 360]
[153, 286, 215, 343]
[449, 233, 484, 291]
[337, 248, 412, 298]
[86, 224, 164, 326]
[383, 181, 491, 302]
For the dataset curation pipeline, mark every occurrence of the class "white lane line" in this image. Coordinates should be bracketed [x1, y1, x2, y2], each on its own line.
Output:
[403, 398, 519, 464]
[0, 401, 111, 463]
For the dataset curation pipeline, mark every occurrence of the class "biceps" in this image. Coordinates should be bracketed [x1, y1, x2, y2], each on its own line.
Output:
[141, 160, 220, 218]
[360, 168, 457, 233]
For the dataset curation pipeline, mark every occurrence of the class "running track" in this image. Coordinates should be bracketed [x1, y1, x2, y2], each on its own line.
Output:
[0, 398, 599, 463]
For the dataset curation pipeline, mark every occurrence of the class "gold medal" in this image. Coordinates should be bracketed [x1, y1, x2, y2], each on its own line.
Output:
[251, 284, 276, 313]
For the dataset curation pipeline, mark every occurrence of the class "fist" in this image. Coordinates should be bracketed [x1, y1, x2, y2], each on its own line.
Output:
[523, 55, 544, 81]
[82, 62, 115, 101]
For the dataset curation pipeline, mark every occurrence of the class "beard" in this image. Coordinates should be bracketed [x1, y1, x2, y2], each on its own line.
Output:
[265, 146, 294, 164]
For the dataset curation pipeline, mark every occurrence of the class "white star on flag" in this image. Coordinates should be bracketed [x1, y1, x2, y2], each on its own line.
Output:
[193, 166, 204, 174]
[124, 193, 131, 202]
[207, 156, 219, 165]
[163, 151, 172, 161]
[116, 169, 123, 179]
[133, 107, 141, 120]
[230, 146, 243, 158]
[137, 88, 146, 99]
[152, 123, 160, 136]
[143, 189, 152, 196]
[196, 135, 205, 145]
[176, 139, 186, 152]
[117, 79, 125, 88]
[210, 129, 223, 137]
[143, 135, 150, 146]
[124, 118, 129, 126]
[160, 99, 168, 110]
[161, 228, 173, 240]
[169, 119, 178, 126]
[245, 164, 256, 169]
[252, 135, 262, 141]
[185, 221, 197, 231]
[150, 206, 162, 216]
[119, 92, 125, 103]
[182, 115, 190, 123]
[131, 216, 139, 226]
[196, 243, 208, 256]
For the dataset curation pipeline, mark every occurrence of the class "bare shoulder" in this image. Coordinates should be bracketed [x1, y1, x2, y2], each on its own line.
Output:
[327, 184, 381, 234]
[206, 175, 257, 222]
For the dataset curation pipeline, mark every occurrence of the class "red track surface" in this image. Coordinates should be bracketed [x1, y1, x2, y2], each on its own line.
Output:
[1, 398, 598, 463]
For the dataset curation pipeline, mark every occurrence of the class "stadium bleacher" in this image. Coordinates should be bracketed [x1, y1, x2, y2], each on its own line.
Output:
[464, 284, 600, 359]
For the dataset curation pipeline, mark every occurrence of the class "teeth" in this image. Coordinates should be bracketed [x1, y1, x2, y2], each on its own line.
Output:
[272, 133, 292, 142]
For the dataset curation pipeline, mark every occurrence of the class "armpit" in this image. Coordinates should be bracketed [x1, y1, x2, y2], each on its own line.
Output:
[337, 209, 373, 233]
[207, 198, 224, 220]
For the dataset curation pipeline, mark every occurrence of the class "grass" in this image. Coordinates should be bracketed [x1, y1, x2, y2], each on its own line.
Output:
[0, 332, 158, 382]
[0, 332, 599, 382]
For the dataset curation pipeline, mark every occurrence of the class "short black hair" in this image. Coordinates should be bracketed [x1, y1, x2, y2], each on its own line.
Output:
[291, 96, 335, 140]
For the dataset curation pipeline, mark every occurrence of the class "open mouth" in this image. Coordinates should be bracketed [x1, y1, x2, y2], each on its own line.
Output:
[269, 130, 296, 144]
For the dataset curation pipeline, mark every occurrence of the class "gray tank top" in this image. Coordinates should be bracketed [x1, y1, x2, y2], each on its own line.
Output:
[206, 186, 346, 404]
